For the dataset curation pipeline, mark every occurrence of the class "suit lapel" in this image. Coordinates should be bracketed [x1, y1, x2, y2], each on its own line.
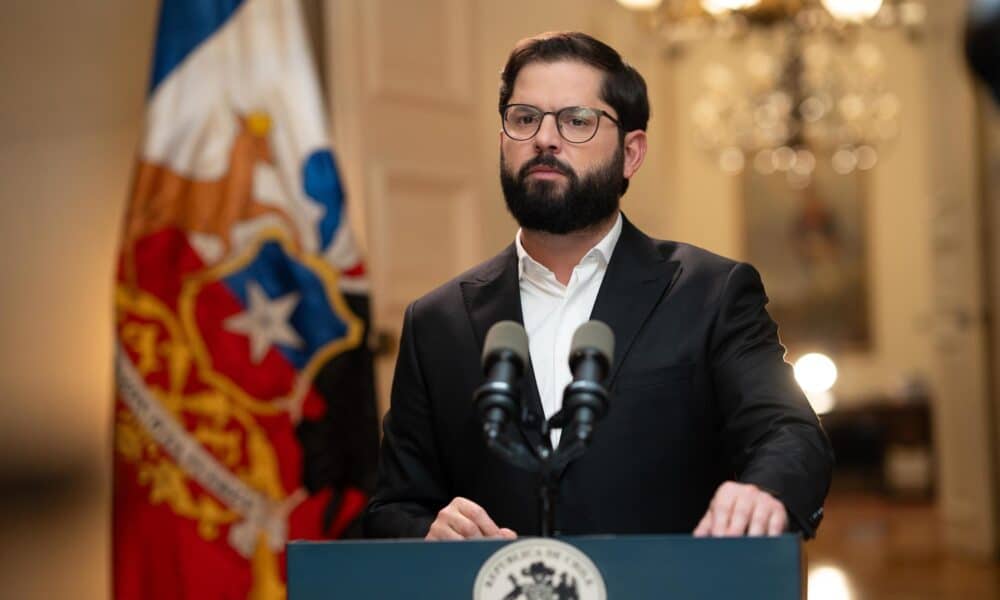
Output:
[460, 246, 549, 454]
[590, 216, 682, 388]
[548, 216, 681, 481]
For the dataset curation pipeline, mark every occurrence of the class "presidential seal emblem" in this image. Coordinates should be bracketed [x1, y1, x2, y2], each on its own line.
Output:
[473, 538, 607, 600]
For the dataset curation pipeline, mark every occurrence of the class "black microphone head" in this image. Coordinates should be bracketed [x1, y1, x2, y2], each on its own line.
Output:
[482, 320, 529, 369]
[569, 320, 614, 370]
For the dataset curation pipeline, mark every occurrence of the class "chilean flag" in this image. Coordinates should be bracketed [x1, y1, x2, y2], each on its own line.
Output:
[113, 1, 378, 598]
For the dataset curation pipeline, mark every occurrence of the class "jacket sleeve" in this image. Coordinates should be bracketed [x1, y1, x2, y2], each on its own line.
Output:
[709, 262, 835, 538]
[362, 301, 450, 538]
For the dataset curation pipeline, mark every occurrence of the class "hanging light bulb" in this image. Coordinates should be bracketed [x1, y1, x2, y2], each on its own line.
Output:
[820, 0, 884, 22]
[701, 0, 761, 15]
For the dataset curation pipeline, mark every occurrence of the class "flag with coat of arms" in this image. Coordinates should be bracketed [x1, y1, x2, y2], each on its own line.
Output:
[113, 1, 378, 597]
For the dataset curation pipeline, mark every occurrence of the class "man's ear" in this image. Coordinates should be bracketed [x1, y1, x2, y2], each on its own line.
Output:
[622, 130, 648, 180]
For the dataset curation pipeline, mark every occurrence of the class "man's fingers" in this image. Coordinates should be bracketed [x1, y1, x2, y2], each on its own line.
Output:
[747, 502, 771, 537]
[766, 506, 787, 536]
[696, 482, 789, 538]
[725, 493, 755, 536]
[710, 485, 737, 537]
[434, 499, 484, 539]
[693, 511, 712, 537]
[443, 510, 483, 538]
[425, 520, 464, 541]
[425, 497, 514, 540]
[455, 497, 501, 537]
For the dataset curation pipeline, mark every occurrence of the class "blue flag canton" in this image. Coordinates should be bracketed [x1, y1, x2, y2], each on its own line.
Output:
[150, 0, 246, 93]
[222, 240, 348, 370]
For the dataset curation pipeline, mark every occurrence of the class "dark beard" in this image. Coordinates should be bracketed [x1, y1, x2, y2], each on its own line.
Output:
[500, 146, 623, 235]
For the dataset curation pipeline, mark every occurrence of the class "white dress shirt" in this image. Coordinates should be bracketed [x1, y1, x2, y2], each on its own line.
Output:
[515, 212, 623, 448]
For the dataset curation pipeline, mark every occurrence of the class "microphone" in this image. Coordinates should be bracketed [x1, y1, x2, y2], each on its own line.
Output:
[561, 320, 614, 444]
[474, 321, 529, 442]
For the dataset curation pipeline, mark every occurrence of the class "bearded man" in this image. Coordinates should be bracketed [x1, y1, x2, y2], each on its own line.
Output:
[363, 31, 833, 541]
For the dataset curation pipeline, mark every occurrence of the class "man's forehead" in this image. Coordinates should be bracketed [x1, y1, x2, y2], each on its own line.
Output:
[507, 59, 608, 110]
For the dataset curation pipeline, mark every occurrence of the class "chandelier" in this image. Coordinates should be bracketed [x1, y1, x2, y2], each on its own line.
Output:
[616, 0, 926, 187]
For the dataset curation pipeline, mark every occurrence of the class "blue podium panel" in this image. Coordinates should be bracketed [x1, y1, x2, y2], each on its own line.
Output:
[287, 534, 803, 599]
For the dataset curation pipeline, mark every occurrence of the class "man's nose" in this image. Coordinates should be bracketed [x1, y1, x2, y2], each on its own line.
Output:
[533, 113, 562, 152]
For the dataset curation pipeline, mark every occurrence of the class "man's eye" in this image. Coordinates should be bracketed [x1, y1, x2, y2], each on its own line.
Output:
[516, 115, 538, 125]
[561, 110, 595, 128]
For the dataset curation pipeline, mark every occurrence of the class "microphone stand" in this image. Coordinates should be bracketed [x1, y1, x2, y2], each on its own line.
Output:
[476, 321, 612, 537]
[478, 388, 605, 538]
[537, 414, 592, 537]
[536, 444, 556, 538]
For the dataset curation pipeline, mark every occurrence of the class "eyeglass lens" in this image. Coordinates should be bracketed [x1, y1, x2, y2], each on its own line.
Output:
[503, 106, 603, 143]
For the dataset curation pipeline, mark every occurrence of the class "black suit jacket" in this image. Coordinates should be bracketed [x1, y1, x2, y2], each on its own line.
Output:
[364, 217, 833, 539]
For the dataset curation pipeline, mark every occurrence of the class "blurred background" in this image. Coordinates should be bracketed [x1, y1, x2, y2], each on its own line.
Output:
[2, 0, 1000, 597]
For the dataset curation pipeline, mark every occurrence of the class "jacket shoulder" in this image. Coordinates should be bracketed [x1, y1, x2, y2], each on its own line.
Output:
[654, 238, 742, 276]
[407, 246, 514, 319]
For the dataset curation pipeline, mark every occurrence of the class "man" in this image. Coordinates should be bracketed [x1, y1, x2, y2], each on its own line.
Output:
[364, 32, 833, 541]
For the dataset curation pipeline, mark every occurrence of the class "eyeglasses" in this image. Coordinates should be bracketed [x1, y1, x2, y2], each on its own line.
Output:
[501, 104, 621, 144]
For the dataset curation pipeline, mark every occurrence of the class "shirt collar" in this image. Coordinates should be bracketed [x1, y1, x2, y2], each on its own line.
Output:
[515, 212, 623, 281]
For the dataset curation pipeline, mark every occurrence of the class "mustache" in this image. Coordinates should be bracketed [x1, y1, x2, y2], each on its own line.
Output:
[517, 155, 575, 179]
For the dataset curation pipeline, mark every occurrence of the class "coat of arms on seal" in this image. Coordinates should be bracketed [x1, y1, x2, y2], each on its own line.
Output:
[473, 539, 607, 600]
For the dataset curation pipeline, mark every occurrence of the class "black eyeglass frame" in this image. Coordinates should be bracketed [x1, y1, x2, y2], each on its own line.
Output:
[500, 104, 622, 144]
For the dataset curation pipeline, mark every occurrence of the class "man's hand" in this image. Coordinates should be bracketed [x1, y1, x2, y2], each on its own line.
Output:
[693, 481, 787, 537]
[425, 497, 518, 541]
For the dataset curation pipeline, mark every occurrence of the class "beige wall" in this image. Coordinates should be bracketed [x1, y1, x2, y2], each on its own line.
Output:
[0, 1, 154, 463]
[0, 1, 157, 597]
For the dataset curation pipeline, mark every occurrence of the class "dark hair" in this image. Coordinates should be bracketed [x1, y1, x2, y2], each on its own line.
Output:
[498, 31, 650, 134]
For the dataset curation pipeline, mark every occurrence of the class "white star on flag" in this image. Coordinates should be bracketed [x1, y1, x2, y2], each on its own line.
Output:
[223, 281, 304, 363]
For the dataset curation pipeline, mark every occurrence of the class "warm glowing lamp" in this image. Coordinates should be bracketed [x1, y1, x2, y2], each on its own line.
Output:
[701, 0, 762, 14]
[808, 565, 854, 600]
[820, 0, 884, 22]
[615, 0, 664, 9]
[794, 352, 839, 414]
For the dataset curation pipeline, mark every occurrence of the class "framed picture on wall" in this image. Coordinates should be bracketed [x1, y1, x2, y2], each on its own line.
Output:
[741, 159, 872, 351]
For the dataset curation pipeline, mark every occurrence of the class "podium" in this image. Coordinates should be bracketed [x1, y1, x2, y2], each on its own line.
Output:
[287, 534, 804, 599]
